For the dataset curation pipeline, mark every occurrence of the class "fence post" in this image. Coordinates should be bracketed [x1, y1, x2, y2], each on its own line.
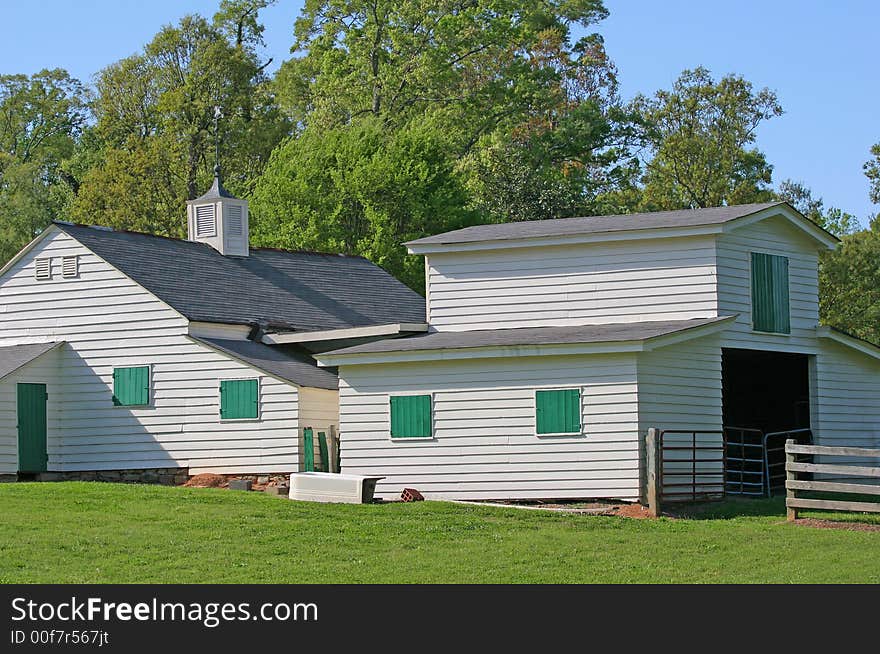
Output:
[785, 438, 798, 521]
[329, 425, 338, 473]
[645, 428, 661, 517]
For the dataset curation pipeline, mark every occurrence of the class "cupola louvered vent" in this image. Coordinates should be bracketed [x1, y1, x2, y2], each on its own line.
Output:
[227, 205, 243, 237]
[195, 204, 217, 237]
[35, 258, 52, 280]
[61, 255, 79, 278]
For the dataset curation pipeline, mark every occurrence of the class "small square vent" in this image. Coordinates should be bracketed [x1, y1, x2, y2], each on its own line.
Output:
[35, 258, 52, 280]
[195, 204, 217, 237]
[62, 255, 79, 278]
[227, 205, 243, 237]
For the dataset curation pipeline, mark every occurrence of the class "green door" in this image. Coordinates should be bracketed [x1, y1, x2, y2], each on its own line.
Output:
[17, 383, 47, 473]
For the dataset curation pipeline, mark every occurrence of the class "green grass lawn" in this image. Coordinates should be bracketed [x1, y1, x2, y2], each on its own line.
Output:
[0, 482, 877, 584]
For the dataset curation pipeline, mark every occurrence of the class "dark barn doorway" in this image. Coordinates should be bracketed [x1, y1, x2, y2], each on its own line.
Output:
[722, 348, 812, 496]
[722, 348, 811, 433]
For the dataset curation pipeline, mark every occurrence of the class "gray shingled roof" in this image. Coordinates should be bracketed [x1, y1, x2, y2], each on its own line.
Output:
[0, 342, 61, 380]
[191, 336, 338, 389]
[321, 317, 732, 357]
[56, 223, 425, 332]
[407, 203, 784, 247]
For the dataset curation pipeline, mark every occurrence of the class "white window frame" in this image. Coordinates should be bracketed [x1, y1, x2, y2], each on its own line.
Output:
[388, 391, 436, 442]
[111, 363, 153, 408]
[533, 387, 585, 438]
[218, 377, 262, 422]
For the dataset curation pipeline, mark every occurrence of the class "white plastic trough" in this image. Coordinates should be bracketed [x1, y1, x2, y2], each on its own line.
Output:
[288, 472, 385, 504]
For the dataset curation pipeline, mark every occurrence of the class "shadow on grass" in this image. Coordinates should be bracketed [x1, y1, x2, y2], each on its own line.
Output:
[665, 494, 880, 526]
[665, 496, 787, 520]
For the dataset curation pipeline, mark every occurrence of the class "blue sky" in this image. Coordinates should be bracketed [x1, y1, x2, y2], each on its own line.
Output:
[3, 1, 878, 224]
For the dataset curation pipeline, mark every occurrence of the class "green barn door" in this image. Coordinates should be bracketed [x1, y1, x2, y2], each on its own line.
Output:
[17, 383, 47, 473]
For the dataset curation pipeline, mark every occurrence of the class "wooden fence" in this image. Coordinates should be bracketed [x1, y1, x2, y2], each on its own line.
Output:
[785, 439, 880, 521]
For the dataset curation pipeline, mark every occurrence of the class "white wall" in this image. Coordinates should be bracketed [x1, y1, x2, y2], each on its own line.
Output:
[338, 353, 641, 501]
[717, 216, 822, 353]
[638, 334, 724, 497]
[0, 229, 302, 474]
[813, 339, 880, 450]
[0, 346, 62, 474]
[425, 236, 718, 331]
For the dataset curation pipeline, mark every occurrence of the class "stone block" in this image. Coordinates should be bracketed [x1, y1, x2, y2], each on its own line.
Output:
[228, 479, 253, 491]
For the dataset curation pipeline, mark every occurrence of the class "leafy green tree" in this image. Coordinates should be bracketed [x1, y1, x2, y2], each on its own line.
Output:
[775, 179, 859, 237]
[633, 67, 783, 210]
[865, 142, 880, 208]
[275, 0, 611, 135]
[262, 0, 640, 281]
[0, 69, 88, 262]
[71, 1, 288, 234]
[820, 217, 880, 345]
[251, 116, 475, 290]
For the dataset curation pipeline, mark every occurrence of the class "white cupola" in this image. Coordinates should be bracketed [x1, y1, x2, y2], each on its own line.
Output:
[186, 166, 249, 257]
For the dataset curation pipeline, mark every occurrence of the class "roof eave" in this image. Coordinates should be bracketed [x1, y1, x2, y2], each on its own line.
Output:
[0, 341, 66, 382]
[721, 203, 839, 250]
[405, 224, 725, 255]
[0, 224, 60, 280]
[315, 316, 736, 367]
[816, 326, 880, 361]
[262, 323, 429, 345]
[187, 335, 337, 390]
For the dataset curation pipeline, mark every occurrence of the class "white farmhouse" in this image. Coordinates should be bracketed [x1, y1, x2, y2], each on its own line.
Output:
[316, 203, 880, 501]
[0, 175, 425, 481]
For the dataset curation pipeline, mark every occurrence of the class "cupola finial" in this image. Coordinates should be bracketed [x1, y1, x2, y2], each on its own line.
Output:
[185, 103, 249, 256]
[212, 105, 223, 184]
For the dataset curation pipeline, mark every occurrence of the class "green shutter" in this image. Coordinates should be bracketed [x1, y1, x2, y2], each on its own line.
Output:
[536, 389, 581, 435]
[390, 395, 432, 438]
[317, 432, 329, 473]
[113, 366, 150, 406]
[751, 252, 791, 334]
[220, 379, 259, 419]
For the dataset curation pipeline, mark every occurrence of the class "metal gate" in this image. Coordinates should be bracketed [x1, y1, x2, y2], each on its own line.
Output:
[658, 430, 726, 502]
[724, 426, 812, 497]
[724, 427, 765, 496]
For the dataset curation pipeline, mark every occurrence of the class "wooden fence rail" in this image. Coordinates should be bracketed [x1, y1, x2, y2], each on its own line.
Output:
[785, 439, 880, 521]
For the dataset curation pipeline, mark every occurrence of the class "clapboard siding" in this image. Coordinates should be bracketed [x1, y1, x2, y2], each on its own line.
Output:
[638, 334, 723, 433]
[0, 229, 301, 474]
[716, 216, 821, 352]
[337, 353, 641, 501]
[426, 237, 718, 330]
[813, 340, 880, 450]
[638, 335, 725, 494]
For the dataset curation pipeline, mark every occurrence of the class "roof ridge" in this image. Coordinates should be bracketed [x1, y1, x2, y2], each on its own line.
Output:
[53, 220, 366, 259]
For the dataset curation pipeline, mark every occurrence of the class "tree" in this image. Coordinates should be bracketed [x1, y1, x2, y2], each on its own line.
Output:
[251, 116, 475, 290]
[0, 69, 88, 263]
[633, 67, 783, 210]
[275, 0, 611, 136]
[820, 217, 880, 345]
[70, 1, 288, 235]
[260, 0, 640, 283]
[775, 179, 858, 237]
[865, 142, 880, 208]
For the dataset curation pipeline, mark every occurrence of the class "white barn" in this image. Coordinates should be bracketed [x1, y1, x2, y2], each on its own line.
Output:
[0, 175, 425, 481]
[316, 203, 880, 501]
